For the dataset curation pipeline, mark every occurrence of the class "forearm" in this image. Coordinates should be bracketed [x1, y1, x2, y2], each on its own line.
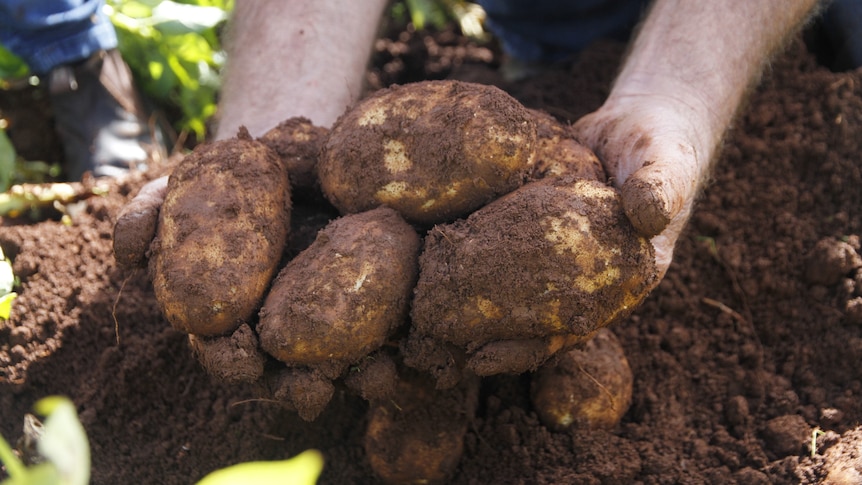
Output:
[215, 0, 389, 139]
[611, 0, 821, 158]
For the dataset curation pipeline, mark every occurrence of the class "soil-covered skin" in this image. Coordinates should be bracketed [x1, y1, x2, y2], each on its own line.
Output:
[2, 22, 862, 485]
[319, 80, 537, 226]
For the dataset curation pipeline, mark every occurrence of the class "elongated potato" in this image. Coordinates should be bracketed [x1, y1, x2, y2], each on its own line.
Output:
[405, 177, 657, 383]
[318, 80, 537, 225]
[149, 128, 291, 336]
[257, 206, 420, 375]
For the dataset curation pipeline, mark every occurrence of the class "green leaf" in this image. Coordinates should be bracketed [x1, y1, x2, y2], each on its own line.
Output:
[196, 449, 324, 485]
[0, 128, 16, 193]
[0, 44, 29, 81]
[0, 293, 16, 320]
[1, 245, 14, 294]
[33, 396, 90, 485]
[150, 1, 228, 35]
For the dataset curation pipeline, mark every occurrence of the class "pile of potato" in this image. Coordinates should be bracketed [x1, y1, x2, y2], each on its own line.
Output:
[114, 80, 657, 483]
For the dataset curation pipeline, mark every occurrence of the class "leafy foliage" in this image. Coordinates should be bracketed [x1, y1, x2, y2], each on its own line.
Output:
[0, 245, 16, 320]
[106, 0, 234, 139]
[0, 396, 90, 485]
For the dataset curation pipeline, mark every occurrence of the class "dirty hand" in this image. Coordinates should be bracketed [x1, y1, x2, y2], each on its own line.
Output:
[572, 92, 717, 280]
[112, 175, 168, 268]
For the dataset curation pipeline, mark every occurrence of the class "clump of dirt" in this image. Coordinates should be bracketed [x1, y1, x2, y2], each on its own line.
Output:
[1, 22, 862, 485]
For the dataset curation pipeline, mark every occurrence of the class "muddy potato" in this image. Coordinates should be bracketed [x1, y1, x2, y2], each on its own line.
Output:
[149, 128, 291, 336]
[257, 207, 421, 375]
[531, 328, 633, 431]
[258, 116, 329, 198]
[364, 370, 479, 485]
[528, 108, 606, 183]
[318, 80, 537, 225]
[407, 177, 657, 381]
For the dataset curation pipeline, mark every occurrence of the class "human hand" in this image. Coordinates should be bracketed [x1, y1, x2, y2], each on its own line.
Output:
[572, 93, 717, 280]
[112, 175, 168, 269]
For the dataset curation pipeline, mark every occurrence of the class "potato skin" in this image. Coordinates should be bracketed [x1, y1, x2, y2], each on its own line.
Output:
[318, 80, 537, 225]
[407, 177, 657, 378]
[258, 116, 329, 198]
[528, 108, 606, 183]
[149, 128, 291, 336]
[364, 370, 479, 485]
[257, 207, 420, 370]
[531, 328, 633, 431]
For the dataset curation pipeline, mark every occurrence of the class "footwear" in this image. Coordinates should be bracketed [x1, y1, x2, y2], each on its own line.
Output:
[47, 49, 165, 180]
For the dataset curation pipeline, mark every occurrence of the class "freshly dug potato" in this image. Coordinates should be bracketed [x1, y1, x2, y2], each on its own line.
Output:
[531, 328, 633, 431]
[149, 127, 291, 336]
[528, 108, 606, 183]
[257, 206, 421, 377]
[364, 369, 479, 485]
[318, 80, 537, 225]
[258, 116, 329, 198]
[406, 177, 657, 383]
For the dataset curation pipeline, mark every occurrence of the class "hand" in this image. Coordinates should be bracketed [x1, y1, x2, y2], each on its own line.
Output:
[112, 175, 168, 268]
[572, 93, 717, 279]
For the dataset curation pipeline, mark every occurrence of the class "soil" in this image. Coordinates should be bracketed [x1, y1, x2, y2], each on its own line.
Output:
[2, 19, 862, 485]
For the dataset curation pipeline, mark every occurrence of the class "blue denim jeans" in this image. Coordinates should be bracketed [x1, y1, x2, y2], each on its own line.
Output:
[0, 0, 117, 74]
[477, 0, 652, 63]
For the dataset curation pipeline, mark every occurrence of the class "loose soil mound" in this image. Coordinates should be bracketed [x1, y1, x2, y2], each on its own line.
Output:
[1, 25, 861, 484]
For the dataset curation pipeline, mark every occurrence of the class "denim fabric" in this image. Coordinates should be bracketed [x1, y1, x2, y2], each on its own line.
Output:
[0, 0, 116, 74]
[478, 0, 651, 62]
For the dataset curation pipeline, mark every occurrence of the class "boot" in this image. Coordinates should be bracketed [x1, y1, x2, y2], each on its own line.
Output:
[47, 49, 166, 180]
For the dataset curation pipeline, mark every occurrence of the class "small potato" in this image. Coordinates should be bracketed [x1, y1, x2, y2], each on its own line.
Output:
[318, 80, 537, 225]
[364, 370, 479, 485]
[531, 328, 633, 431]
[258, 116, 329, 198]
[528, 109, 606, 183]
[257, 207, 420, 374]
[150, 128, 291, 336]
[407, 177, 657, 380]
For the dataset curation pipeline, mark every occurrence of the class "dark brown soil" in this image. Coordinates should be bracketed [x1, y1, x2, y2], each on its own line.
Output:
[2, 22, 862, 484]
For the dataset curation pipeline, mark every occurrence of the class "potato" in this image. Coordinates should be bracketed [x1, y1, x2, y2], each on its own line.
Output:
[405, 177, 657, 383]
[364, 370, 479, 485]
[528, 108, 606, 183]
[318, 80, 537, 225]
[257, 206, 421, 377]
[530, 328, 633, 431]
[258, 116, 329, 199]
[149, 127, 291, 336]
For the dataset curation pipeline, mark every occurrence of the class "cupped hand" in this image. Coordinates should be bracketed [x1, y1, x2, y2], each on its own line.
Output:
[572, 93, 717, 279]
[112, 175, 168, 268]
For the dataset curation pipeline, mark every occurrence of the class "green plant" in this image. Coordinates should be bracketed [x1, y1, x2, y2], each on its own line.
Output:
[0, 396, 90, 485]
[394, 0, 487, 39]
[196, 450, 323, 485]
[0, 245, 16, 320]
[0, 45, 28, 88]
[1, 396, 323, 485]
[106, 0, 234, 139]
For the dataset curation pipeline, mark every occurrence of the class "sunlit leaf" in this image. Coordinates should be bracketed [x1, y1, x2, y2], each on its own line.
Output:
[150, 1, 228, 35]
[0, 129, 15, 193]
[33, 396, 91, 485]
[196, 449, 324, 485]
[0, 293, 15, 320]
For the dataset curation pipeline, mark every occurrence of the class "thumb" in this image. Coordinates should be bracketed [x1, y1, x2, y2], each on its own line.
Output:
[113, 175, 169, 268]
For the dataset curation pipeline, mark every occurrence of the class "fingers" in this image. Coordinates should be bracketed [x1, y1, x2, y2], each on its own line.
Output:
[112, 175, 168, 268]
[572, 101, 714, 278]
